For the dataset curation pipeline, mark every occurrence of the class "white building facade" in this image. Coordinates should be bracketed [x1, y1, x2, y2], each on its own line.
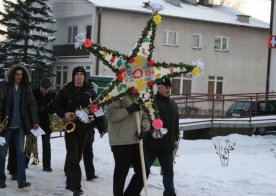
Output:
[51, 0, 269, 95]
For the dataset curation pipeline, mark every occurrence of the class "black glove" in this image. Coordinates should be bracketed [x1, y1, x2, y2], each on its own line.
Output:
[126, 103, 140, 114]
[138, 130, 147, 140]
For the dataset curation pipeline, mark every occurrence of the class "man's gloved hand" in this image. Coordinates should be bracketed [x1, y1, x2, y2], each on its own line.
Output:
[126, 103, 140, 114]
[138, 130, 147, 140]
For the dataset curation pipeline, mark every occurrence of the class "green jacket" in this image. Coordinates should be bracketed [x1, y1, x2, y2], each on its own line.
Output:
[106, 95, 150, 146]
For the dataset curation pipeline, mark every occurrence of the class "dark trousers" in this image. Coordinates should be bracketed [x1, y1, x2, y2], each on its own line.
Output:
[111, 144, 145, 196]
[41, 133, 51, 169]
[7, 139, 17, 175]
[82, 130, 95, 179]
[65, 131, 88, 190]
[145, 149, 176, 196]
[64, 130, 95, 179]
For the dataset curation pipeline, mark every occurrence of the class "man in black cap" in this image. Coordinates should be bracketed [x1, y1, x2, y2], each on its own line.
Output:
[28, 77, 56, 171]
[53, 66, 106, 196]
[144, 77, 180, 196]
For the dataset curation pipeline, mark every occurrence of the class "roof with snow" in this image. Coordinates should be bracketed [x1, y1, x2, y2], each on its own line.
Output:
[87, 0, 269, 29]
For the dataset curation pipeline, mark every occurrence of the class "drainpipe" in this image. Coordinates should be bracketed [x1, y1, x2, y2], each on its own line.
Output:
[96, 7, 102, 75]
[266, 0, 275, 94]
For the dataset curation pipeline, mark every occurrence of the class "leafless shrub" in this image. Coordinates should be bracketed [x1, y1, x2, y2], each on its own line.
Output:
[213, 139, 236, 167]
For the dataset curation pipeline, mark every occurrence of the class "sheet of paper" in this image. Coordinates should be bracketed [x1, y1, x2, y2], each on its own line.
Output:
[31, 127, 46, 137]
[0, 137, 6, 146]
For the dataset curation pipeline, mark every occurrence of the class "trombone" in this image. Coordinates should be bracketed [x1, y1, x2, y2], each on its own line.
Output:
[0, 116, 8, 133]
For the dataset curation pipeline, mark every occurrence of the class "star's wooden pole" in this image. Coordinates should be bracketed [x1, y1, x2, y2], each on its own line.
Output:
[135, 112, 148, 196]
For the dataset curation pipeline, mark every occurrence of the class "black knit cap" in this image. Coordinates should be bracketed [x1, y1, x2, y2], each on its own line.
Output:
[156, 77, 172, 87]
[40, 77, 52, 89]
[72, 66, 86, 81]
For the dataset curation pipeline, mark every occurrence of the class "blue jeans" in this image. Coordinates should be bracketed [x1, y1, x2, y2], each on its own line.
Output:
[146, 149, 176, 196]
[0, 128, 27, 184]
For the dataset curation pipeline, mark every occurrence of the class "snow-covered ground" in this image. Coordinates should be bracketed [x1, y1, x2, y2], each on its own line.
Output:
[1, 132, 276, 196]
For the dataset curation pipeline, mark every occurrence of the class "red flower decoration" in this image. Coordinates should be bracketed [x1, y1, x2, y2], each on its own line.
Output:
[169, 67, 174, 73]
[110, 56, 116, 63]
[147, 60, 154, 66]
[147, 80, 154, 87]
[152, 119, 163, 129]
[83, 39, 92, 48]
[131, 88, 138, 95]
[120, 68, 126, 73]
[129, 58, 135, 63]
[116, 74, 123, 81]
[90, 104, 99, 113]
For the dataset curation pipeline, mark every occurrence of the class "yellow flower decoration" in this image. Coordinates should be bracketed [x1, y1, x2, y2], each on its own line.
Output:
[153, 14, 162, 25]
[145, 102, 153, 109]
[100, 51, 108, 57]
[192, 66, 201, 77]
[104, 94, 112, 101]
[155, 73, 161, 78]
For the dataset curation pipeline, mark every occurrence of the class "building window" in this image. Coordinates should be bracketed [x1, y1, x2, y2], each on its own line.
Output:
[55, 66, 68, 90]
[208, 76, 223, 98]
[85, 66, 91, 77]
[171, 75, 192, 95]
[192, 33, 202, 49]
[162, 30, 178, 46]
[86, 25, 92, 39]
[214, 36, 229, 51]
[68, 26, 78, 43]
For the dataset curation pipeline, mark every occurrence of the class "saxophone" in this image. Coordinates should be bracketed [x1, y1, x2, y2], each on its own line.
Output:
[0, 116, 8, 133]
[50, 114, 76, 133]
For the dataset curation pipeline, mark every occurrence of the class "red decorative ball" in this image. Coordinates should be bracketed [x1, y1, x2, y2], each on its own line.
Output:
[129, 58, 135, 63]
[147, 80, 154, 87]
[90, 104, 99, 113]
[147, 60, 154, 66]
[116, 74, 123, 81]
[131, 88, 138, 95]
[83, 39, 92, 48]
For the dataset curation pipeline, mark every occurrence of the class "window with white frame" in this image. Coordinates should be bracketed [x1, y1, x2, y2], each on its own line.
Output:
[214, 36, 229, 51]
[162, 30, 178, 46]
[68, 26, 78, 43]
[192, 33, 202, 49]
[208, 76, 223, 98]
[55, 66, 68, 90]
[171, 75, 192, 95]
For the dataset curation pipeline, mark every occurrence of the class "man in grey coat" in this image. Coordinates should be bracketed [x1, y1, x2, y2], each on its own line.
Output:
[0, 64, 39, 189]
[106, 94, 150, 196]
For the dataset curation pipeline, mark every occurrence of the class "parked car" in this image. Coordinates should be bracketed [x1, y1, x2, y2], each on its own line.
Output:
[225, 100, 276, 135]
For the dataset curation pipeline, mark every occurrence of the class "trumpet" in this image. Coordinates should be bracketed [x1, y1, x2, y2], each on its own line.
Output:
[0, 116, 8, 133]
[50, 114, 76, 133]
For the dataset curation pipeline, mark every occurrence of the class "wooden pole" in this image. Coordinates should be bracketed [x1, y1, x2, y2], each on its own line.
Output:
[135, 112, 148, 196]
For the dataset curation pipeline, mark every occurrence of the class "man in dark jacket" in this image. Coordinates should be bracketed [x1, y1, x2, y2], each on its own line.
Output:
[28, 77, 56, 171]
[0, 64, 39, 189]
[144, 77, 180, 196]
[54, 66, 105, 196]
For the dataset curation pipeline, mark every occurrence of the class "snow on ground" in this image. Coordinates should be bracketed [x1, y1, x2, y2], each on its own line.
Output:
[1, 132, 276, 196]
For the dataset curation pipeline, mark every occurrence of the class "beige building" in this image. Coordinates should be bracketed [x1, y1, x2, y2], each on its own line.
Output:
[51, 0, 269, 95]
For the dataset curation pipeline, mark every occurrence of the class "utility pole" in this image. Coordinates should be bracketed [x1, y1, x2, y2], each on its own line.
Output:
[267, 0, 276, 93]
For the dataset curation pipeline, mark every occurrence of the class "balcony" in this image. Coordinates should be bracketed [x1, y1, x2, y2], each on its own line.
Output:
[53, 44, 90, 58]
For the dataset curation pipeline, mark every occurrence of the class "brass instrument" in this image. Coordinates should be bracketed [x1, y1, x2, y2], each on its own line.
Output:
[50, 114, 76, 133]
[0, 116, 8, 133]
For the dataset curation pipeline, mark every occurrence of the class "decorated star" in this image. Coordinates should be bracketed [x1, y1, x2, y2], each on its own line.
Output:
[75, 12, 204, 130]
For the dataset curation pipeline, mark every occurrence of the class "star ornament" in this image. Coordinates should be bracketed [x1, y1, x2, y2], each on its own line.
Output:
[75, 12, 204, 129]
